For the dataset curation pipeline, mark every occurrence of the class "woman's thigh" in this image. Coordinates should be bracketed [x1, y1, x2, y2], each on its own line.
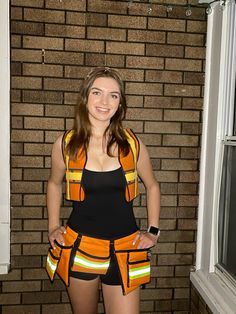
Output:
[67, 276, 100, 314]
[102, 284, 140, 314]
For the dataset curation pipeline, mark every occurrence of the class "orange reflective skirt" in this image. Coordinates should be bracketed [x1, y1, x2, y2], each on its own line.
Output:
[46, 226, 151, 295]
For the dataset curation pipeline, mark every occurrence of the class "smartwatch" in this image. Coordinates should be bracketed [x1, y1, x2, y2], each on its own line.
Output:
[147, 226, 160, 236]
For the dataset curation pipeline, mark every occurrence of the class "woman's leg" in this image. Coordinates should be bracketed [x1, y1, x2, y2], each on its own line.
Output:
[67, 276, 100, 314]
[102, 284, 140, 314]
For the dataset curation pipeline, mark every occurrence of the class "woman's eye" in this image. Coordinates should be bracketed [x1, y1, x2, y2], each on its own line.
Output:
[92, 91, 100, 95]
[111, 94, 118, 99]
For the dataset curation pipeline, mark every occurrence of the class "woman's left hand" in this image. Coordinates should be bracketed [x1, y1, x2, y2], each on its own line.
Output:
[133, 232, 159, 249]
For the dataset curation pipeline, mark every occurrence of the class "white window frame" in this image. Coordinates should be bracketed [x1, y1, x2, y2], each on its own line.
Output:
[190, 1, 236, 313]
[0, 0, 10, 274]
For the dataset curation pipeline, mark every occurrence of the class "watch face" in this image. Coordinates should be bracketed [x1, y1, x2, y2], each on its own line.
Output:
[149, 226, 159, 235]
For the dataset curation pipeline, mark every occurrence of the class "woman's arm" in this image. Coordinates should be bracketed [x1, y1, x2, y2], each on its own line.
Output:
[47, 134, 66, 248]
[134, 138, 161, 249]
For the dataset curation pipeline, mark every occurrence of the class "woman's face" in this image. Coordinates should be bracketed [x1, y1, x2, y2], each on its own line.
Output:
[87, 77, 121, 125]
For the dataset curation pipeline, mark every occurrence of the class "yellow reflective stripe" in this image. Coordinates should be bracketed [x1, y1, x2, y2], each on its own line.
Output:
[125, 130, 138, 194]
[74, 256, 110, 270]
[66, 171, 82, 181]
[129, 265, 150, 279]
[47, 256, 57, 272]
[125, 171, 137, 183]
[65, 156, 70, 199]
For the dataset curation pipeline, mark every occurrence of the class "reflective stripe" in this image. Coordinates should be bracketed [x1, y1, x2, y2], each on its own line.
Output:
[125, 129, 138, 194]
[129, 265, 150, 279]
[125, 171, 137, 183]
[66, 171, 82, 181]
[74, 256, 110, 270]
[47, 256, 57, 272]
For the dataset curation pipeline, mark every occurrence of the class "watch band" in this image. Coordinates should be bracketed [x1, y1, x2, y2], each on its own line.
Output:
[147, 226, 160, 236]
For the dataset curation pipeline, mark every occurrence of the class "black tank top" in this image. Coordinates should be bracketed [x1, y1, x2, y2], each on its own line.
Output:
[67, 167, 138, 239]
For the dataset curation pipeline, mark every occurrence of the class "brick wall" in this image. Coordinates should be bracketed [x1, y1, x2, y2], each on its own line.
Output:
[190, 284, 213, 314]
[0, 0, 206, 313]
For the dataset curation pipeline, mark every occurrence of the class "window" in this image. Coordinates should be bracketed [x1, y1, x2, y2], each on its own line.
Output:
[218, 144, 236, 282]
[190, 1, 236, 312]
[0, 0, 10, 274]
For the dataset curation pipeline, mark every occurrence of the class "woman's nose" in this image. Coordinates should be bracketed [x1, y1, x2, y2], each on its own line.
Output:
[102, 94, 108, 105]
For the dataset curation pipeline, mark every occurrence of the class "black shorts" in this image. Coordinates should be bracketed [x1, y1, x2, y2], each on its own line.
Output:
[69, 250, 121, 285]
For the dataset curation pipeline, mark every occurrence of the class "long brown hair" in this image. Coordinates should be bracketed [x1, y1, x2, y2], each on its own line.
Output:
[65, 67, 130, 158]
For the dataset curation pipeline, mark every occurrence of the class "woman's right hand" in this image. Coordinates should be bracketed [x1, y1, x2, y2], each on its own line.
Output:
[48, 226, 67, 248]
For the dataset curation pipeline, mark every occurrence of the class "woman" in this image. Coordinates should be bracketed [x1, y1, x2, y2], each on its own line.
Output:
[46, 67, 160, 314]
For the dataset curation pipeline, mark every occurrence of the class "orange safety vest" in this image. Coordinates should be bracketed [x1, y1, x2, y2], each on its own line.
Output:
[62, 128, 140, 202]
